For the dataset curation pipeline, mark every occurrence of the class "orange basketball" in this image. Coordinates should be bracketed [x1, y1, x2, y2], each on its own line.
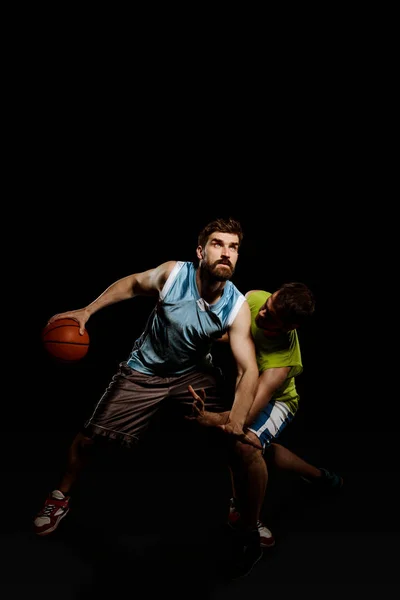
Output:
[42, 318, 90, 362]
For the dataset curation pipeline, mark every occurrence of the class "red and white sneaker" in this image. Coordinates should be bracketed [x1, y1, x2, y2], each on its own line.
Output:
[33, 490, 70, 536]
[228, 497, 241, 525]
[257, 520, 275, 548]
[228, 498, 275, 548]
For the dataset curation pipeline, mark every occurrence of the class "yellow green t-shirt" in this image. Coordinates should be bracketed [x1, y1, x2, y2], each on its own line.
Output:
[247, 290, 303, 412]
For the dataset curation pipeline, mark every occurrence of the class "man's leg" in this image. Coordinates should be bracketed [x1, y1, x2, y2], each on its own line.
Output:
[231, 433, 267, 531]
[177, 373, 268, 578]
[222, 435, 266, 578]
[267, 442, 321, 478]
[33, 431, 94, 535]
[267, 442, 343, 489]
[34, 363, 168, 536]
[58, 432, 94, 494]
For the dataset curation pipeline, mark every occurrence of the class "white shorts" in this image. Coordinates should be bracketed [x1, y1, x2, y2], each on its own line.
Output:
[248, 398, 296, 451]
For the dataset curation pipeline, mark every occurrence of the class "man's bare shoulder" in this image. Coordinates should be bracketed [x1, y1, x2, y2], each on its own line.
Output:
[162, 260, 179, 275]
[143, 260, 179, 292]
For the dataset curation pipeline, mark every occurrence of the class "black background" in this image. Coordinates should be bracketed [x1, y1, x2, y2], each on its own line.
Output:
[3, 18, 398, 594]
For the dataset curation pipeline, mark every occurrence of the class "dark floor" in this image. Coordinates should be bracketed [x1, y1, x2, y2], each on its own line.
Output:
[2, 422, 399, 597]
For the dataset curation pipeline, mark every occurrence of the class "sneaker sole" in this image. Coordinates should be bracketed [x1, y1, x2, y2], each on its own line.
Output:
[34, 508, 70, 536]
[260, 538, 275, 548]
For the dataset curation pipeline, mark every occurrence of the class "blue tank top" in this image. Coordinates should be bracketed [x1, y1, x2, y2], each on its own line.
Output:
[127, 261, 245, 376]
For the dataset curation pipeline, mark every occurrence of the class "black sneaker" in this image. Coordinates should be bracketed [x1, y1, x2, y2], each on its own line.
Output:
[229, 529, 263, 579]
[302, 467, 343, 491]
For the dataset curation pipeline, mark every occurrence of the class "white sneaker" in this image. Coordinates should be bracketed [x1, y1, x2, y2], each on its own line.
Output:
[257, 520, 275, 548]
[228, 498, 275, 549]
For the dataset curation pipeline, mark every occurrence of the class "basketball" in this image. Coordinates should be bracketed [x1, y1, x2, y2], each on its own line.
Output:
[42, 318, 90, 362]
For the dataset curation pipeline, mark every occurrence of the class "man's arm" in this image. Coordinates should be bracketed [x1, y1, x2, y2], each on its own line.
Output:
[185, 302, 260, 448]
[245, 367, 290, 426]
[47, 260, 177, 334]
[186, 366, 291, 450]
[226, 301, 259, 428]
[215, 288, 260, 343]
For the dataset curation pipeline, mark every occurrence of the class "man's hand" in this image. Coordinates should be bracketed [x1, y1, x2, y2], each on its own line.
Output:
[185, 386, 229, 427]
[186, 385, 262, 451]
[47, 308, 90, 336]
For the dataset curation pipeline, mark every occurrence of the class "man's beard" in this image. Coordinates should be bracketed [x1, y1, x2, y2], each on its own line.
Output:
[202, 260, 235, 282]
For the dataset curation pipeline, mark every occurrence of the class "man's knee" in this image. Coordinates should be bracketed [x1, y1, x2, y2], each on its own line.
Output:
[235, 435, 262, 463]
[71, 431, 94, 453]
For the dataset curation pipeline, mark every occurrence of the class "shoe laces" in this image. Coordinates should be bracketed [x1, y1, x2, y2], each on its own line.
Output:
[257, 520, 272, 533]
[257, 520, 265, 528]
[39, 503, 57, 517]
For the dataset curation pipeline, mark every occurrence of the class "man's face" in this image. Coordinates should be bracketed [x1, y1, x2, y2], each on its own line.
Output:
[197, 232, 240, 282]
[255, 290, 298, 335]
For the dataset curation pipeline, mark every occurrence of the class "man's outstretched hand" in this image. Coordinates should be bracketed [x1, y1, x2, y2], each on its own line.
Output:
[186, 385, 262, 450]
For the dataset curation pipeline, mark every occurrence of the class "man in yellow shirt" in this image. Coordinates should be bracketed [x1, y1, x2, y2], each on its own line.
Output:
[188, 282, 342, 577]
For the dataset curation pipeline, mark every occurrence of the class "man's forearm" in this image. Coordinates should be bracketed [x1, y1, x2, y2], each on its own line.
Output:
[86, 276, 136, 316]
[228, 369, 258, 425]
[244, 395, 272, 428]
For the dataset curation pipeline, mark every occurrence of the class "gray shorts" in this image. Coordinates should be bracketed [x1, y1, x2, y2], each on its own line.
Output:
[84, 362, 226, 447]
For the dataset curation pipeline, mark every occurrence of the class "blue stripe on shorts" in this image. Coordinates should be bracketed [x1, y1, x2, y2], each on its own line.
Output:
[247, 399, 295, 450]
